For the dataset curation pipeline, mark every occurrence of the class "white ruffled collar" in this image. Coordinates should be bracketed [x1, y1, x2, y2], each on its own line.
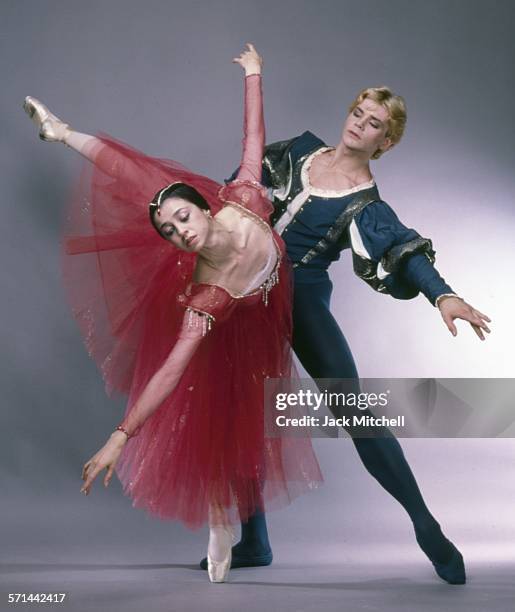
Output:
[301, 146, 375, 198]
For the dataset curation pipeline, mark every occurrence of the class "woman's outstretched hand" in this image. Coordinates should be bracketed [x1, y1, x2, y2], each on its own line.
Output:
[80, 431, 128, 496]
[438, 296, 492, 340]
[233, 43, 263, 76]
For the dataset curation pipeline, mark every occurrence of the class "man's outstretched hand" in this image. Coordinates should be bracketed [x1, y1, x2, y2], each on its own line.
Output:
[438, 296, 491, 340]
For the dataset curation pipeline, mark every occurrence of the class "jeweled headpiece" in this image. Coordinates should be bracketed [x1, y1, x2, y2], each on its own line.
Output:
[149, 181, 184, 216]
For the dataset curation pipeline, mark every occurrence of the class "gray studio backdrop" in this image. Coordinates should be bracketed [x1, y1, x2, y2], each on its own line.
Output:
[2, 0, 514, 585]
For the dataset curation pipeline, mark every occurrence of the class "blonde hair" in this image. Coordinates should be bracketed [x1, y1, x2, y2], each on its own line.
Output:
[348, 86, 407, 159]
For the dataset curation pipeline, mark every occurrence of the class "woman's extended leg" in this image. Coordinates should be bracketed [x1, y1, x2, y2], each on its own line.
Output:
[23, 96, 142, 182]
[24, 96, 97, 157]
[64, 131, 101, 161]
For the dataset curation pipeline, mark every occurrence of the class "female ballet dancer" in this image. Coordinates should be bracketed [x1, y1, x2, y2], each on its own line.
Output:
[23, 44, 321, 583]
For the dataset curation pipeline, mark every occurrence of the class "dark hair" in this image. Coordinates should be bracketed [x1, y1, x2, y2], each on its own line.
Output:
[149, 182, 210, 237]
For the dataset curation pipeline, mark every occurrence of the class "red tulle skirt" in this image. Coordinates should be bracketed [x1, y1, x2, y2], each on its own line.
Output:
[61, 133, 322, 529]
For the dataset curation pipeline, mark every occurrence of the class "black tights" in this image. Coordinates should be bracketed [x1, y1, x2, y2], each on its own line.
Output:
[291, 278, 436, 530]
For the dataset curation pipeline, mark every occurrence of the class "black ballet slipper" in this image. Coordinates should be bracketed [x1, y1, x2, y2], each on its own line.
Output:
[415, 523, 466, 585]
[200, 543, 273, 570]
[430, 543, 466, 585]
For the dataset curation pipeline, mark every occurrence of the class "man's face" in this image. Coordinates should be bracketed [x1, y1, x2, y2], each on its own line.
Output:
[341, 98, 392, 159]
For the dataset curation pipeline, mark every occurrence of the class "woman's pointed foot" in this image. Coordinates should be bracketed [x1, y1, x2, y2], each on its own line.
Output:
[23, 96, 70, 142]
[207, 525, 236, 583]
[207, 550, 232, 583]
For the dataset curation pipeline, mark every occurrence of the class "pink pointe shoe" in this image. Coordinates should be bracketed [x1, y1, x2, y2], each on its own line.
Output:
[207, 549, 232, 584]
[23, 96, 70, 142]
[207, 525, 236, 583]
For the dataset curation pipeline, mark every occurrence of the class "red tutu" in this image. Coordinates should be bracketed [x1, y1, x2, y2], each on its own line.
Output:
[62, 133, 322, 529]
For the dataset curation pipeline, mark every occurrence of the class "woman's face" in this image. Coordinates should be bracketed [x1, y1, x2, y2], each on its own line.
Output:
[341, 98, 392, 158]
[155, 197, 210, 252]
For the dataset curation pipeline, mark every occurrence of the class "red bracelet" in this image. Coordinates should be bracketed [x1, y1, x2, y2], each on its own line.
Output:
[115, 425, 131, 439]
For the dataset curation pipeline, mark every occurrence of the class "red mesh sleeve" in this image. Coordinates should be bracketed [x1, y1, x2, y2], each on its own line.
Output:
[236, 74, 265, 183]
[117, 312, 205, 437]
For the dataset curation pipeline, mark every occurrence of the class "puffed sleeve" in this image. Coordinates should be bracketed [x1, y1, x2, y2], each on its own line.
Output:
[176, 282, 237, 333]
[226, 135, 297, 190]
[261, 131, 323, 194]
[222, 135, 297, 224]
[225, 131, 316, 190]
[349, 201, 454, 305]
[261, 136, 298, 191]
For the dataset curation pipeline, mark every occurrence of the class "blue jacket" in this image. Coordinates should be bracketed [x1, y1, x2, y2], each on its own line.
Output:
[229, 131, 454, 305]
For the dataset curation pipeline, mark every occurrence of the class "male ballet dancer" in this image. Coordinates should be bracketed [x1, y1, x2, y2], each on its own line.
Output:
[200, 85, 491, 585]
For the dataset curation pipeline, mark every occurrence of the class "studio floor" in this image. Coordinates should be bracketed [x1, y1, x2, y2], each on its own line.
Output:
[2, 490, 513, 612]
[2, 556, 513, 612]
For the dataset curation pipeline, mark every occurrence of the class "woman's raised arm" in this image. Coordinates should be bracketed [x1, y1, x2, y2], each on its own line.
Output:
[232, 43, 265, 183]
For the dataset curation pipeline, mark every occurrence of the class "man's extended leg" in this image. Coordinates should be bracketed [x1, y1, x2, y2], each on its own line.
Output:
[287, 279, 465, 584]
